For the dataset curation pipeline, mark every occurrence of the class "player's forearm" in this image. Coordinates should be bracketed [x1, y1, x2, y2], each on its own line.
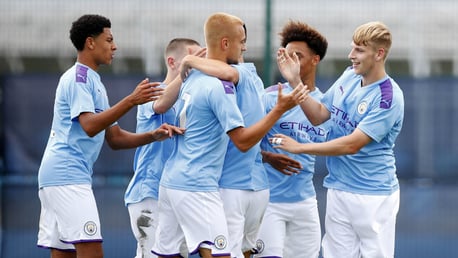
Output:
[230, 107, 283, 152]
[298, 97, 330, 126]
[185, 56, 238, 83]
[106, 127, 153, 150]
[154, 76, 182, 114]
[79, 96, 136, 137]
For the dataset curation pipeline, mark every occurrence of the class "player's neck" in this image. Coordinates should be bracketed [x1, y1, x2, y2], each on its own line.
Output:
[163, 71, 178, 85]
[301, 76, 316, 92]
[76, 54, 99, 71]
[362, 66, 386, 86]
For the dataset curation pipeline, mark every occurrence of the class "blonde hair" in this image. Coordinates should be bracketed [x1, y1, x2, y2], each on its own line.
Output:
[204, 12, 244, 49]
[353, 21, 392, 60]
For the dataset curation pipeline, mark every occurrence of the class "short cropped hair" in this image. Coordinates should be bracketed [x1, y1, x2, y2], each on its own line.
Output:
[279, 20, 328, 61]
[69, 14, 111, 51]
[165, 38, 200, 58]
[352, 21, 392, 60]
[204, 12, 244, 49]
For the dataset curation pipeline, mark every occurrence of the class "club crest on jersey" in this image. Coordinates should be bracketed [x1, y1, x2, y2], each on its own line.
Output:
[255, 239, 265, 253]
[357, 101, 367, 114]
[84, 221, 97, 236]
[214, 235, 228, 250]
[221, 80, 235, 94]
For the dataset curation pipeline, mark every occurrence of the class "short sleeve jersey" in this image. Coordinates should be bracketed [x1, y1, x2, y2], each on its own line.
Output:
[124, 83, 177, 205]
[160, 70, 245, 192]
[219, 63, 269, 191]
[38, 63, 111, 188]
[261, 83, 329, 203]
[321, 67, 404, 195]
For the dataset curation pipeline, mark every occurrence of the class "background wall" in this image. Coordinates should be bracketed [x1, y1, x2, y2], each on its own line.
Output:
[1, 0, 458, 257]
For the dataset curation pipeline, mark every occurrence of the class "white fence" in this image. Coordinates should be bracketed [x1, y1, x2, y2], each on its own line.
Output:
[1, 0, 457, 77]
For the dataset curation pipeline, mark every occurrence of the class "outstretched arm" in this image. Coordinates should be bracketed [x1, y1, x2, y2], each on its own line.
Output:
[228, 83, 308, 152]
[180, 55, 239, 84]
[270, 128, 371, 156]
[154, 48, 207, 114]
[276, 48, 330, 125]
[104, 123, 185, 150]
[79, 78, 163, 137]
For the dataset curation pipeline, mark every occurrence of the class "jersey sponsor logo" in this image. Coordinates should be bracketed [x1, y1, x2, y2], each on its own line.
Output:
[76, 64, 88, 83]
[214, 235, 228, 250]
[83, 221, 97, 236]
[330, 105, 359, 130]
[221, 80, 235, 94]
[279, 121, 327, 137]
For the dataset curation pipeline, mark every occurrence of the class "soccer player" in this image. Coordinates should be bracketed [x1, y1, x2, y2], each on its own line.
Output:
[124, 38, 202, 258]
[272, 21, 404, 258]
[36, 14, 183, 258]
[152, 12, 307, 258]
[255, 20, 329, 258]
[179, 24, 269, 258]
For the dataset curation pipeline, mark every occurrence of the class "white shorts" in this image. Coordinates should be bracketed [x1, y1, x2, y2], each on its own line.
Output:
[322, 189, 400, 258]
[152, 186, 230, 257]
[127, 198, 158, 258]
[254, 197, 321, 258]
[220, 188, 269, 258]
[37, 184, 102, 251]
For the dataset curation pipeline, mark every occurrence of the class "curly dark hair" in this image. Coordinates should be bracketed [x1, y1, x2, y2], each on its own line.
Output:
[279, 20, 328, 61]
[69, 14, 111, 51]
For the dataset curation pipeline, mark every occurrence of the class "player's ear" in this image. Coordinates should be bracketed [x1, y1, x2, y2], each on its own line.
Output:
[167, 56, 175, 69]
[221, 38, 229, 50]
[375, 48, 385, 61]
[86, 37, 95, 50]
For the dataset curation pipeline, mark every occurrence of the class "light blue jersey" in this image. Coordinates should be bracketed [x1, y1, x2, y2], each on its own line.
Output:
[160, 70, 245, 192]
[321, 67, 404, 195]
[38, 63, 112, 188]
[219, 63, 269, 191]
[124, 83, 176, 206]
[261, 83, 329, 203]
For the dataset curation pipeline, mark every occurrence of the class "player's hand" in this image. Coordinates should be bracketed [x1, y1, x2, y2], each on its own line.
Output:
[180, 56, 193, 82]
[150, 123, 185, 142]
[277, 48, 302, 88]
[275, 82, 309, 112]
[192, 47, 207, 57]
[262, 151, 302, 176]
[129, 78, 164, 105]
[180, 48, 207, 82]
[270, 134, 304, 154]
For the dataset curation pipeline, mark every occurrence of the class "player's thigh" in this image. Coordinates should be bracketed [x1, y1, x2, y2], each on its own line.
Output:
[127, 198, 158, 239]
[254, 203, 287, 257]
[243, 189, 269, 250]
[173, 189, 230, 257]
[284, 198, 321, 258]
[153, 187, 185, 256]
[322, 189, 359, 258]
[74, 241, 103, 258]
[39, 185, 102, 248]
[355, 190, 399, 258]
